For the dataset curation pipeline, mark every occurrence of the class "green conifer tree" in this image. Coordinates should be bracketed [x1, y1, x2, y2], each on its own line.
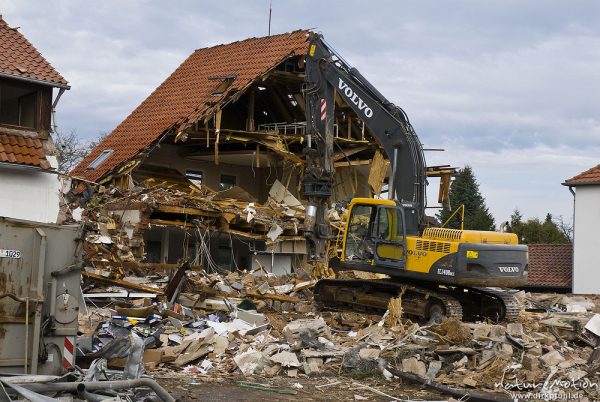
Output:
[437, 166, 495, 230]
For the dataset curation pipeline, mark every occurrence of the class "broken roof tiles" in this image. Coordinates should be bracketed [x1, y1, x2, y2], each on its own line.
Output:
[71, 30, 310, 183]
[0, 16, 69, 88]
[0, 128, 51, 169]
[526, 243, 572, 289]
[563, 163, 600, 186]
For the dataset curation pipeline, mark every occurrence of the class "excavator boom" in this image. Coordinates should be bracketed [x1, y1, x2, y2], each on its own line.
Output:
[300, 33, 528, 322]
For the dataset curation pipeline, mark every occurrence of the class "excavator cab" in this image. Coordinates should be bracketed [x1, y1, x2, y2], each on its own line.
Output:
[341, 198, 408, 269]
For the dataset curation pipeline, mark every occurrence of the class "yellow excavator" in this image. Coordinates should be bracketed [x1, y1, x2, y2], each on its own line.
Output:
[300, 33, 527, 321]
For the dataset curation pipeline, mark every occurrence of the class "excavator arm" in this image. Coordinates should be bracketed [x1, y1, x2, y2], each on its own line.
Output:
[302, 33, 427, 261]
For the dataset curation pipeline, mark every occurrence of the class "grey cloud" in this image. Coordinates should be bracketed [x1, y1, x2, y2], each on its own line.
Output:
[1, 0, 598, 223]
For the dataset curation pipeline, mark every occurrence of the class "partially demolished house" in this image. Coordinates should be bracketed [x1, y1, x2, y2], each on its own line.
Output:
[70, 30, 450, 275]
[0, 16, 70, 222]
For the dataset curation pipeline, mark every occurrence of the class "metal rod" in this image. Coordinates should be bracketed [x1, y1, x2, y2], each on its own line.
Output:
[31, 229, 47, 375]
[24, 298, 29, 374]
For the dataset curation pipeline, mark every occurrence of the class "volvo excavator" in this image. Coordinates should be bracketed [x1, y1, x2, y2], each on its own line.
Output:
[300, 33, 528, 322]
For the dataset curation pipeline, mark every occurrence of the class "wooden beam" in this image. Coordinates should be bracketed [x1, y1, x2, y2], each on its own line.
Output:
[214, 109, 222, 165]
[334, 159, 371, 167]
[155, 204, 221, 217]
[332, 145, 370, 162]
[82, 271, 164, 295]
[91, 260, 204, 271]
[245, 290, 299, 303]
[246, 86, 255, 131]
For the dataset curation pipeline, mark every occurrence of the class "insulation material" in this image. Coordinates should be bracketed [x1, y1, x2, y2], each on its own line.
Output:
[367, 150, 389, 196]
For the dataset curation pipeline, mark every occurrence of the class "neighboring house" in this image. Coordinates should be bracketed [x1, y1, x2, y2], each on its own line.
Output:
[524, 244, 572, 292]
[563, 163, 600, 294]
[0, 16, 70, 223]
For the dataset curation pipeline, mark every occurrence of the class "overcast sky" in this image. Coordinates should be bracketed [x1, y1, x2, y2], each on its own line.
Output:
[2, 0, 599, 224]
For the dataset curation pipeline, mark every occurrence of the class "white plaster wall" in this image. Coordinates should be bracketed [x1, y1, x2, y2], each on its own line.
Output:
[0, 165, 61, 223]
[573, 185, 600, 294]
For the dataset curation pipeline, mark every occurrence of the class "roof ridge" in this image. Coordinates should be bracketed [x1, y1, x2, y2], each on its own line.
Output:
[71, 27, 310, 181]
[193, 29, 310, 53]
[0, 15, 69, 87]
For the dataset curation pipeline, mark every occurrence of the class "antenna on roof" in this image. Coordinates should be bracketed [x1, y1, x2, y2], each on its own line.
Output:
[268, 0, 272, 36]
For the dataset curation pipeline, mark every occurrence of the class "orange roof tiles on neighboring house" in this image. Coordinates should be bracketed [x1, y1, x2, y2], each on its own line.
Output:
[0, 128, 51, 169]
[563, 164, 600, 186]
[0, 16, 69, 88]
[71, 30, 310, 182]
[526, 244, 572, 289]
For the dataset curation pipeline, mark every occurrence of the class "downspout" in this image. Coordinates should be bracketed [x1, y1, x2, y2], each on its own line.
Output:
[568, 186, 575, 293]
[50, 88, 66, 136]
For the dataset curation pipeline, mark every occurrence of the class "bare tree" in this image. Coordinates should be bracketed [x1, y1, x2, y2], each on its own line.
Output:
[54, 131, 108, 174]
[556, 215, 574, 243]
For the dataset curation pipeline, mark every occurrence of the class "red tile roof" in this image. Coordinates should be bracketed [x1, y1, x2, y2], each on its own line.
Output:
[0, 16, 68, 88]
[526, 244, 572, 288]
[563, 164, 600, 186]
[0, 128, 51, 169]
[71, 30, 309, 182]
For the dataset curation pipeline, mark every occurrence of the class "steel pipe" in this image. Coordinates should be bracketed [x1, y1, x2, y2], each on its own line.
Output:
[21, 379, 176, 402]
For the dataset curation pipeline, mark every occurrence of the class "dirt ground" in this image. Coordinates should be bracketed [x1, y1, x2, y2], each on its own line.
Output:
[155, 373, 446, 401]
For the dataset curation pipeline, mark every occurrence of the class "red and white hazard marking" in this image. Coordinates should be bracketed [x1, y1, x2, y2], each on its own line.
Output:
[320, 98, 326, 120]
[63, 336, 75, 369]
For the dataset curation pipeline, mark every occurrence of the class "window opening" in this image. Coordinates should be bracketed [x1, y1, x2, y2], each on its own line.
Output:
[219, 174, 236, 191]
[186, 169, 203, 189]
[209, 75, 237, 96]
[0, 83, 37, 128]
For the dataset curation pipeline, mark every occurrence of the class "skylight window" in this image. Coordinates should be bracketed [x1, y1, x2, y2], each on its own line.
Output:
[87, 149, 113, 170]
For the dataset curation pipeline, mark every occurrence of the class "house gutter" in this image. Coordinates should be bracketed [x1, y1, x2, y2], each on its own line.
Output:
[0, 161, 64, 176]
[0, 72, 70, 90]
[51, 88, 66, 110]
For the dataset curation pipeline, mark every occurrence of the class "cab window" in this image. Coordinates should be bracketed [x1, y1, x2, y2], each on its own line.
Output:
[344, 204, 375, 261]
[374, 207, 404, 242]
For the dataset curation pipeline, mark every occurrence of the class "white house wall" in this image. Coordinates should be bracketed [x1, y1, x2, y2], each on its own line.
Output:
[0, 165, 61, 223]
[573, 185, 600, 294]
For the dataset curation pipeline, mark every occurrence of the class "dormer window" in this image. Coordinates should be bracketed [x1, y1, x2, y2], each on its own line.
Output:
[209, 75, 236, 96]
[87, 149, 113, 170]
[0, 81, 37, 129]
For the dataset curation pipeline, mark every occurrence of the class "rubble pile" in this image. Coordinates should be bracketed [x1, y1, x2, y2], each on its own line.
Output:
[77, 269, 600, 401]
[72, 182, 306, 265]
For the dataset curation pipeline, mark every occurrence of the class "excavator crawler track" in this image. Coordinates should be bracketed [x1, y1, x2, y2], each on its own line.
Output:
[314, 279, 463, 321]
[314, 279, 522, 322]
[472, 287, 522, 322]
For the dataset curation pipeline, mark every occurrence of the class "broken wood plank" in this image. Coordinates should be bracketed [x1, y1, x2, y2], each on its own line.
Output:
[333, 159, 371, 167]
[332, 145, 370, 162]
[82, 271, 164, 295]
[245, 290, 299, 303]
[89, 260, 204, 271]
[367, 150, 389, 196]
[214, 108, 222, 165]
[155, 204, 221, 217]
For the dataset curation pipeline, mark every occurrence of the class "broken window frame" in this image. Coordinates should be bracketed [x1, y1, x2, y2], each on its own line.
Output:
[209, 75, 237, 96]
